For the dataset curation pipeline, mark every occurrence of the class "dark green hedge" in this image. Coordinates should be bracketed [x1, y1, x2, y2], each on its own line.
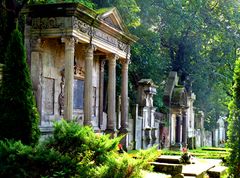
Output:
[0, 120, 159, 178]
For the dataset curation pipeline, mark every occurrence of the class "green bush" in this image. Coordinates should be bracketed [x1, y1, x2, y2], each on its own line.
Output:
[0, 140, 78, 178]
[0, 120, 159, 178]
[227, 58, 240, 177]
[0, 28, 40, 145]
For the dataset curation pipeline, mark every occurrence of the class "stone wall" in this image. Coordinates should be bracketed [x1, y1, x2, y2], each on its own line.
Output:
[30, 39, 101, 131]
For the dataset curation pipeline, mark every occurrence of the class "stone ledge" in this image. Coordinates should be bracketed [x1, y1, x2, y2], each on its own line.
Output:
[150, 162, 183, 176]
[156, 156, 181, 164]
[207, 166, 227, 178]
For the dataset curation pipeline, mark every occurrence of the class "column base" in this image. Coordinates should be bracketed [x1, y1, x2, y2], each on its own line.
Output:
[83, 120, 92, 127]
[105, 128, 117, 138]
[118, 127, 128, 135]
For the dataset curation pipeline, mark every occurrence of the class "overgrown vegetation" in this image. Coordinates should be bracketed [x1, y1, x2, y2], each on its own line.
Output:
[227, 58, 240, 177]
[0, 28, 40, 145]
[0, 120, 159, 177]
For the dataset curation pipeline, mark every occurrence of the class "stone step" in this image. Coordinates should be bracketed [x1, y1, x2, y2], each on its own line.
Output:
[150, 162, 183, 176]
[207, 166, 227, 178]
[156, 155, 181, 164]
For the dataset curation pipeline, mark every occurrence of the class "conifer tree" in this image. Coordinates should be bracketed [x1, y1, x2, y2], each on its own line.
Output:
[227, 58, 240, 177]
[0, 28, 40, 145]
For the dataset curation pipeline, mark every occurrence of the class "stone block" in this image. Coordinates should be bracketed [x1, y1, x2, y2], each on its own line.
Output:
[151, 162, 183, 176]
[156, 156, 181, 164]
[207, 166, 227, 178]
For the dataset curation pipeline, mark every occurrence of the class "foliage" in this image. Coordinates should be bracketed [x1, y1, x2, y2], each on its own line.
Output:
[0, 29, 40, 145]
[129, 0, 240, 127]
[227, 58, 240, 177]
[0, 140, 78, 177]
[0, 120, 159, 178]
[29, 0, 95, 9]
[161, 147, 230, 160]
[93, 0, 140, 28]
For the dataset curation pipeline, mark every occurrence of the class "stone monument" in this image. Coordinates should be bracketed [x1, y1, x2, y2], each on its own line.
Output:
[24, 3, 137, 140]
[137, 79, 158, 149]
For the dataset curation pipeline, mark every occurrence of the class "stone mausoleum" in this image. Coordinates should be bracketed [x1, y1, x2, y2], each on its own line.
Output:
[24, 3, 137, 141]
[163, 71, 196, 149]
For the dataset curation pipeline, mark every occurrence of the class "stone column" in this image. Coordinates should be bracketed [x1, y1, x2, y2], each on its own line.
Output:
[119, 60, 129, 134]
[182, 111, 187, 145]
[106, 54, 118, 135]
[119, 60, 129, 148]
[62, 37, 75, 121]
[30, 38, 43, 117]
[83, 44, 94, 126]
[176, 114, 182, 144]
[99, 59, 106, 129]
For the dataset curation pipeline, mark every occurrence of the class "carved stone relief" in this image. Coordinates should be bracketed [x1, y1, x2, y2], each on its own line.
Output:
[73, 17, 90, 34]
[32, 17, 64, 29]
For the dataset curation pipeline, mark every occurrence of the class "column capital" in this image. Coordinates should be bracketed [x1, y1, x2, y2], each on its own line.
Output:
[31, 37, 44, 51]
[107, 53, 119, 61]
[61, 37, 76, 50]
[78, 43, 97, 52]
[119, 58, 130, 65]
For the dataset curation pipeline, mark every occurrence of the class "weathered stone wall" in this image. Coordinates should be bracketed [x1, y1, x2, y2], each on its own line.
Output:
[30, 39, 100, 129]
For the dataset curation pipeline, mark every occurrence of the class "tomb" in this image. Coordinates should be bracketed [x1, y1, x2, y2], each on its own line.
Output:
[163, 71, 196, 149]
[131, 79, 159, 149]
[24, 3, 137, 141]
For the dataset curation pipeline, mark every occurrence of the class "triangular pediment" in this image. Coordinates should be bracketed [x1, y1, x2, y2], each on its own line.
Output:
[97, 7, 128, 33]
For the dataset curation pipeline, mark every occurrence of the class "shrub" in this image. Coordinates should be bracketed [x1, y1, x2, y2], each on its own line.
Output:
[0, 120, 159, 177]
[227, 59, 240, 177]
[0, 140, 78, 178]
[0, 28, 40, 145]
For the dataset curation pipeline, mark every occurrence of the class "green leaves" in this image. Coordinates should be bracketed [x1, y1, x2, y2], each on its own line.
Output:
[227, 58, 240, 177]
[0, 120, 159, 177]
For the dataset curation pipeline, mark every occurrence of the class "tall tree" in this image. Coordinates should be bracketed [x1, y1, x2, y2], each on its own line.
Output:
[0, 28, 40, 145]
[130, 0, 240, 123]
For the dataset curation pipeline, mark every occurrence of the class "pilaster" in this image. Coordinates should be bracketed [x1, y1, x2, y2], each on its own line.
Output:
[30, 37, 43, 117]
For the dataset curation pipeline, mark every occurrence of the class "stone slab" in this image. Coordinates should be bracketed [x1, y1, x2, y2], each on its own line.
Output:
[182, 158, 222, 177]
[142, 171, 171, 178]
[156, 155, 181, 164]
[151, 162, 183, 176]
[207, 166, 227, 178]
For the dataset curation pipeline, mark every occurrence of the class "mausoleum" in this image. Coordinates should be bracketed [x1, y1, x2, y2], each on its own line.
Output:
[163, 72, 196, 148]
[24, 3, 137, 138]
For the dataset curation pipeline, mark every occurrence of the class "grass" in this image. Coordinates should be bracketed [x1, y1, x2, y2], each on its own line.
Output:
[129, 147, 230, 160]
[160, 147, 230, 161]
